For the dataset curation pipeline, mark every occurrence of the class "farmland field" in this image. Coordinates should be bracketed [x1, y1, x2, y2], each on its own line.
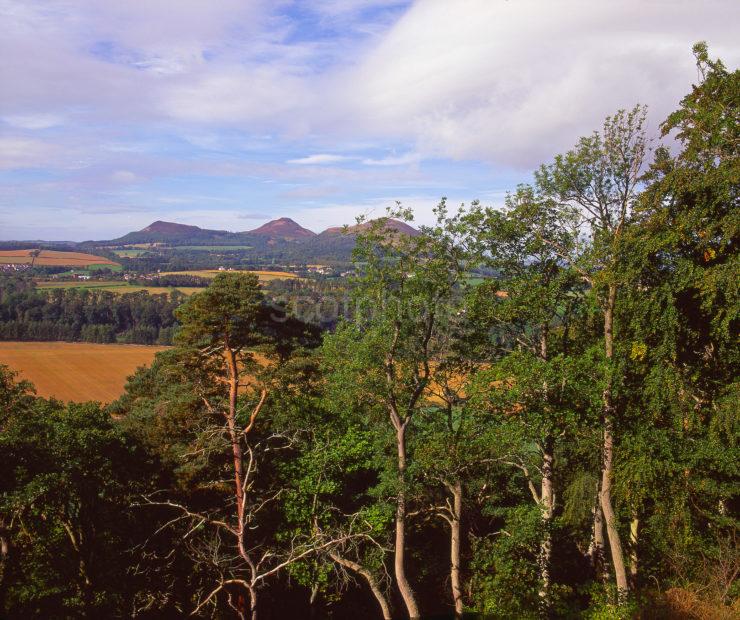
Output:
[0, 341, 167, 402]
[0, 249, 120, 267]
[112, 249, 148, 257]
[160, 269, 298, 282]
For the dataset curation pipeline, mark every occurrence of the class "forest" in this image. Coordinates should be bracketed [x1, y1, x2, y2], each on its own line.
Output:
[0, 277, 183, 345]
[0, 45, 737, 619]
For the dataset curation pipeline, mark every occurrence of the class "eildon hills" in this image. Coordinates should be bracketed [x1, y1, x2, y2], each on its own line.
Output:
[93, 217, 420, 245]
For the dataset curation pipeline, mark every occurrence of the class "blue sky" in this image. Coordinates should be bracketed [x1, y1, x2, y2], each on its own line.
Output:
[1, 0, 738, 240]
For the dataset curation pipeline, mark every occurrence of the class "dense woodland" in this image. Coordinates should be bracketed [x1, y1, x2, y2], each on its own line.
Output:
[0, 45, 737, 619]
[0, 277, 183, 344]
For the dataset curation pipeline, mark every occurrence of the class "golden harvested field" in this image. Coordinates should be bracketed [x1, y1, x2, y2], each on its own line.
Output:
[0, 341, 167, 403]
[0, 249, 120, 267]
[160, 269, 298, 282]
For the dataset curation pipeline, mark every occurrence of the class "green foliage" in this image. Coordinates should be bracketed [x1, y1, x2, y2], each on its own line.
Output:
[468, 504, 542, 618]
[0, 372, 159, 617]
[175, 271, 264, 351]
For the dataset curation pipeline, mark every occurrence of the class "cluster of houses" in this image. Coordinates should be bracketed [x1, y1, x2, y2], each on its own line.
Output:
[0, 263, 31, 273]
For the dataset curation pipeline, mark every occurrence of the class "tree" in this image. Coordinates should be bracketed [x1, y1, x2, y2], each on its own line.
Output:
[324, 204, 468, 619]
[534, 106, 648, 599]
[618, 42, 739, 600]
[171, 273, 271, 617]
[462, 185, 599, 612]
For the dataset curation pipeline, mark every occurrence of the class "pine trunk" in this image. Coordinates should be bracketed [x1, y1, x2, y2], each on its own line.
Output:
[225, 348, 245, 518]
[450, 480, 464, 619]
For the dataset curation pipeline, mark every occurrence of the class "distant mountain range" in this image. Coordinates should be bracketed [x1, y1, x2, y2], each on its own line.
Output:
[72, 217, 420, 265]
[101, 217, 419, 245]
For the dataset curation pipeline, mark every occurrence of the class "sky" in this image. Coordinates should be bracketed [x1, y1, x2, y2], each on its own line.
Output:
[1, 0, 738, 241]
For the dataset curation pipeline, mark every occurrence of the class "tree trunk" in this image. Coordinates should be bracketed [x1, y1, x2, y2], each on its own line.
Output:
[450, 480, 464, 619]
[538, 327, 554, 614]
[329, 551, 393, 620]
[226, 348, 251, 619]
[225, 348, 245, 517]
[309, 584, 320, 619]
[538, 436, 554, 615]
[600, 284, 629, 598]
[249, 585, 258, 620]
[394, 423, 421, 619]
[589, 500, 608, 583]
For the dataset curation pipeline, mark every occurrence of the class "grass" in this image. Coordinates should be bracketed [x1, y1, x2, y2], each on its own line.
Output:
[0, 341, 167, 403]
[159, 269, 299, 282]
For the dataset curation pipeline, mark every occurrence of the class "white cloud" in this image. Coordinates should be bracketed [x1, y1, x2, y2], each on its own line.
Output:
[3, 0, 737, 169]
[3, 114, 63, 129]
[0, 137, 59, 169]
[362, 152, 419, 166]
[110, 170, 138, 183]
[287, 154, 356, 165]
[338, 0, 740, 166]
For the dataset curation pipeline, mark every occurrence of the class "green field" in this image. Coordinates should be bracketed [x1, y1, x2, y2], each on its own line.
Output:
[112, 249, 148, 257]
[56, 264, 124, 275]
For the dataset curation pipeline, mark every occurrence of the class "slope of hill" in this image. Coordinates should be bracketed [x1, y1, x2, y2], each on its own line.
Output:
[104, 221, 232, 245]
[320, 218, 420, 237]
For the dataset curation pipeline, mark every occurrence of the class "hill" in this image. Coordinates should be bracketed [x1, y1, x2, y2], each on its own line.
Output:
[247, 218, 316, 240]
[320, 218, 420, 237]
[104, 221, 233, 245]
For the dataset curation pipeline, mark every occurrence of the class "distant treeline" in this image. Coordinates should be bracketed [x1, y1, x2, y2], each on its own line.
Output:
[0, 276, 182, 345]
[129, 273, 212, 287]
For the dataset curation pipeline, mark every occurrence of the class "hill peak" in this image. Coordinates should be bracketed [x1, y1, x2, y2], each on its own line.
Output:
[321, 218, 420, 237]
[141, 221, 204, 234]
[248, 218, 316, 239]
